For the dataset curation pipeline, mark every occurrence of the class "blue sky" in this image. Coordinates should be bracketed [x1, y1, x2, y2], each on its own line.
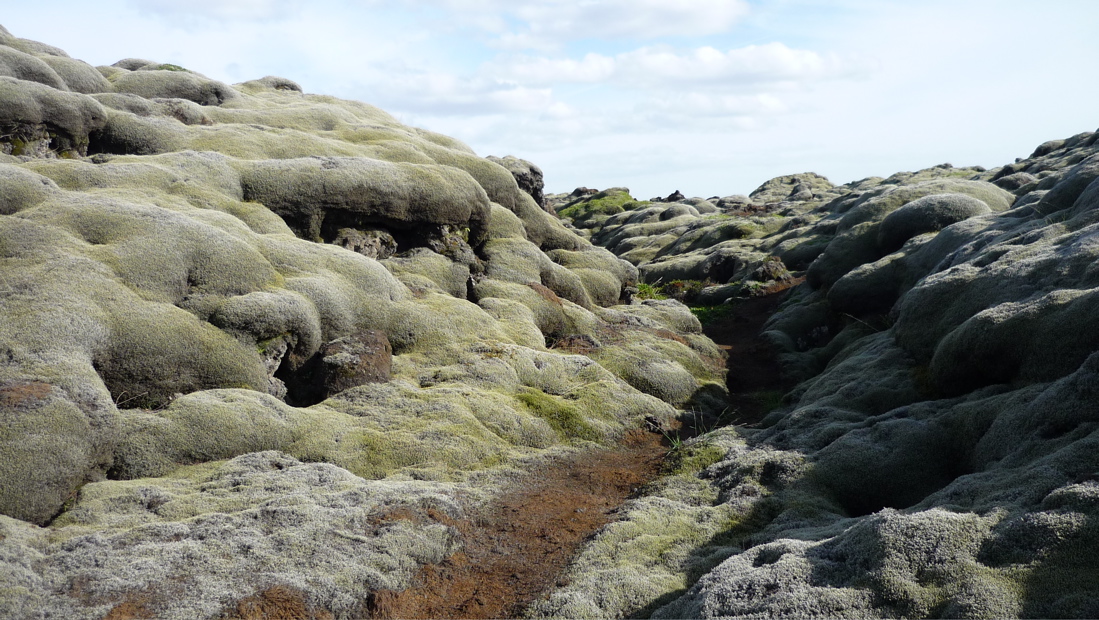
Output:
[3, 1, 1098, 198]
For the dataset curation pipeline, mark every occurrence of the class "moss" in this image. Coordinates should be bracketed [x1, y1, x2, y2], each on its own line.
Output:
[1020, 517, 1099, 617]
[474, 278, 569, 338]
[235, 156, 491, 243]
[708, 496, 783, 548]
[0, 385, 103, 525]
[688, 303, 734, 327]
[593, 344, 699, 407]
[515, 386, 600, 442]
[38, 55, 114, 94]
[559, 190, 650, 224]
[530, 477, 749, 619]
[343, 429, 437, 479]
[0, 164, 58, 215]
[111, 70, 238, 106]
[0, 76, 108, 144]
[150, 64, 187, 72]
[743, 389, 786, 414]
[0, 45, 67, 90]
[665, 442, 727, 475]
[381, 249, 469, 299]
[89, 108, 187, 155]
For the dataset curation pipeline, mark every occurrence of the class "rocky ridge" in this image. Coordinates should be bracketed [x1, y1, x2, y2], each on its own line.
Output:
[538, 132, 1099, 618]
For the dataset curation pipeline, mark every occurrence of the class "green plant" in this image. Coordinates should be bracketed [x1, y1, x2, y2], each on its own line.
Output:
[635, 282, 666, 300]
[689, 304, 734, 326]
[660, 279, 707, 302]
[660, 408, 736, 470]
[662, 429, 683, 452]
[663, 439, 727, 475]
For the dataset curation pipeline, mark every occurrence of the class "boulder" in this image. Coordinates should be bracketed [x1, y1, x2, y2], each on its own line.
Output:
[110, 69, 240, 106]
[993, 171, 1038, 192]
[333, 227, 398, 260]
[0, 76, 107, 157]
[0, 45, 66, 89]
[488, 155, 547, 211]
[877, 193, 991, 253]
[236, 75, 303, 93]
[749, 172, 833, 204]
[236, 156, 492, 244]
[37, 55, 113, 94]
[282, 331, 392, 406]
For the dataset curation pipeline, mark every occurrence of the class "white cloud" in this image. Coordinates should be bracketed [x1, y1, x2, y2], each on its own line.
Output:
[487, 53, 616, 84]
[619, 43, 852, 86]
[127, 0, 311, 21]
[646, 92, 788, 118]
[405, 0, 751, 49]
[367, 71, 556, 115]
[486, 43, 866, 90]
[11, 0, 1099, 202]
[506, 0, 751, 46]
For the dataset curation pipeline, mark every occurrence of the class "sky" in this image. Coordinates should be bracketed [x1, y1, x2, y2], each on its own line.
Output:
[3, 1, 1098, 199]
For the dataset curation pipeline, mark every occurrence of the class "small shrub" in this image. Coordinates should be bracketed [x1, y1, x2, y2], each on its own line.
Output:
[660, 279, 707, 302]
[635, 282, 666, 300]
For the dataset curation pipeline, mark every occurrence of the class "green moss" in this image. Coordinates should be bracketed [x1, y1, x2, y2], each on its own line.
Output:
[689, 303, 734, 327]
[344, 430, 434, 478]
[558, 190, 650, 223]
[151, 64, 187, 72]
[743, 390, 786, 414]
[665, 442, 726, 475]
[111, 70, 238, 106]
[1021, 518, 1099, 617]
[515, 387, 600, 442]
[708, 496, 783, 548]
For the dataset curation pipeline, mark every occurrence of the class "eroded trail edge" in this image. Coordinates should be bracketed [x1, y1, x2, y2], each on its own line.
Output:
[367, 429, 667, 619]
[703, 280, 803, 426]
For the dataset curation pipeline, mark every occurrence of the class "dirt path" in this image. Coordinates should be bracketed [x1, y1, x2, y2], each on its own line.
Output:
[366, 429, 667, 619]
[700, 279, 802, 426]
[363, 285, 798, 619]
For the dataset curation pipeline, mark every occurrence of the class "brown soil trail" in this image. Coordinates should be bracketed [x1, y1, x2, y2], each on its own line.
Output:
[701, 279, 803, 426]
[367, 429, 667, 620]
[365, 284, 798, 619]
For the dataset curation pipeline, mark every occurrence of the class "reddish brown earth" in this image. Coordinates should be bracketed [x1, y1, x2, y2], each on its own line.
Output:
[360, 285, 799, 619]
[366, 428, 667, 619]
[108, 280, 796, 620]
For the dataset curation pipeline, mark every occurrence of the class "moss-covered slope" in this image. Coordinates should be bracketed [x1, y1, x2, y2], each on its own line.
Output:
[535, 134, 1099, 618]
[0, 25, 730, 619]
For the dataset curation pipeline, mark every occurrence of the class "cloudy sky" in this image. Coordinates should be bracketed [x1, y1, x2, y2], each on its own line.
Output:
[4, 1, 1098, 198]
